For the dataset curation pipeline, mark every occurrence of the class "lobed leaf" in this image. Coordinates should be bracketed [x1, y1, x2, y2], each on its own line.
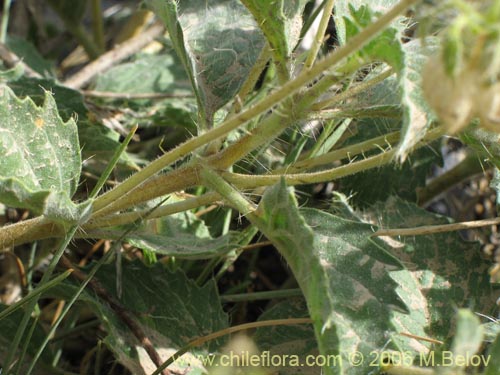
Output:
[0, 85, 83, 223]
[240, 0, 308, 79]
[8, 77, 138, 170]
[396, 39, 439, 160]
[370, 197, 497, 345]
[256, 180, 405, 375]
[334, 0, 405, 46]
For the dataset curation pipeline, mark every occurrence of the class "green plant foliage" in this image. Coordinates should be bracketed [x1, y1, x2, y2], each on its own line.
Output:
[334, 0, 405, 46]
[55, 261, 228, 375]
[2, 1, 500, 374]
[485, 329, 500, 375]
[6, 36, 54, 77]
[449, 310, 484, 371]
[0, 85, 83, 222]
[96, 211, 244, 259]
[7, 77, 138, 169]
[255, 180, 405, 375]
[240, 0, 308, 79]
[94, 53, 191, 96]
[370, 197, 497, 343]
[254, 298, 318, 375]
[147, 0, 265, 127]
[0, 306, 54, 371]
[332, 69, 441, 206]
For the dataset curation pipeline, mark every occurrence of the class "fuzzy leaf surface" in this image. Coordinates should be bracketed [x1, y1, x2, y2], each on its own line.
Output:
[370, 197, 497, 345]
[256, 180, 405, 375]
[54, 262, 228, 375]
[240, 0, 308, 77]
[8, 77, 137, 169]
[94, 53, 191, 96]
[147, 0, 265, 126]
[0, 85, 82, 222]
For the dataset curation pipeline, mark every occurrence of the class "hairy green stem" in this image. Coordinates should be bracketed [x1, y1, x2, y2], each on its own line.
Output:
[223, 127, 443, 188]
[200, 163, 256, 216]
[277, 130, 402, 173]
[82, 192, 221, 230]
[92, 0, 418, 214]
[312, 67, 394, 110]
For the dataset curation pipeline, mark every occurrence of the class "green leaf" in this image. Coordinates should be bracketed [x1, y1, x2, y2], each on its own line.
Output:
[0, 85, 82, 222]
[255, 180, 405, 375]
[7, 77, 138, 170]
[56, 261, 228, 375]
[254, 298, 319, 375]
[0, 305, 54, 370]
[147, 0, 265, 127]
[450, 310, 483, 366]
[334, 86, 440, 207]
[462, 127, 500, 170]
[334, 0, 405, 46]
[343, 5, 404, 70]
[240, 0, 308, 79]
[370, 197, 497, 343]
[485, 328, 500, 375]
[6, 36, 55, 77]
[396, 38, 439, 160]
[94, 53, 191, 96]
[92, 210, 242, 259]
[334, 2, 437, 160]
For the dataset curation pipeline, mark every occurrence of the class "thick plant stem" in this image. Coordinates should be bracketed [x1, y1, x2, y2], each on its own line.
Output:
[222, 128, 443, 188]
[92, 0, 419, 214]
[82, 192, 221, 230]
[0, 128, 438, 248]
[0, 216, 62, 250]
